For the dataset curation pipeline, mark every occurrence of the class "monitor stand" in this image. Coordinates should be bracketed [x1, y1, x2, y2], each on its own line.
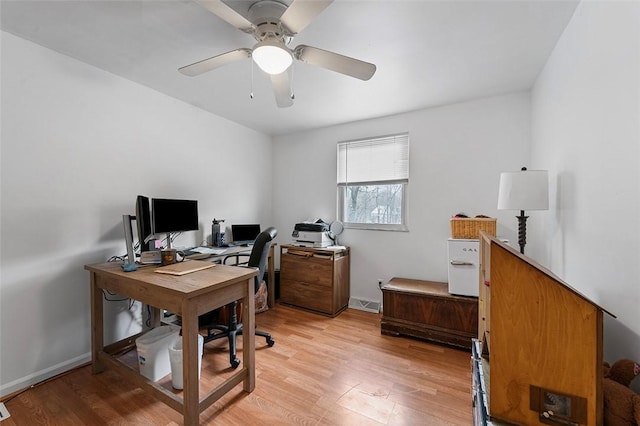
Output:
[122, 215, 138, 271]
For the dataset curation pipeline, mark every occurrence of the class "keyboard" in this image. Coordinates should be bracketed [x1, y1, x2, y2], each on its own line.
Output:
[178, 248, 211, 260]
[232, 241, 254, 247]
[179, 246, 227, 259]
[185, 253, 212, 260]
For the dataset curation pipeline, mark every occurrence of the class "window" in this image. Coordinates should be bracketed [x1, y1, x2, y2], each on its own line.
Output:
[337, 133, 409, 231]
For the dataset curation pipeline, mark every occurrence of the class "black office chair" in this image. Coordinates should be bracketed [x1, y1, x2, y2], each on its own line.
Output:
[202, 227, 277, 369]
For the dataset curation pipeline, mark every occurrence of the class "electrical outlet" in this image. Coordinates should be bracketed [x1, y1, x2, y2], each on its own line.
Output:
[378, 279, 383, 289]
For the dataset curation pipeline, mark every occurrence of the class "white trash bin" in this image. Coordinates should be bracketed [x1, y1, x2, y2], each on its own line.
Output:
[168, 334, 204, 390]
[136, 325, 180, 381]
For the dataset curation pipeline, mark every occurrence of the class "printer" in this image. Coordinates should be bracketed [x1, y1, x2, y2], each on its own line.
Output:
[292, 221, 332, 248]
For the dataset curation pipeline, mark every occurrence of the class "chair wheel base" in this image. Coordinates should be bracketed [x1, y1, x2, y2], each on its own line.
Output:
[231, 358, 241, 369]
[267, 336, 275, 347]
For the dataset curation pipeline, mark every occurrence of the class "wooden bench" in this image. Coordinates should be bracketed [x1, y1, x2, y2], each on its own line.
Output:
[380, 278, 478, 350]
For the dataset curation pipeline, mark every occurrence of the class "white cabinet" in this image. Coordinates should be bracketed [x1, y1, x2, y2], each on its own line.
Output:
[447, 238, 479, 297]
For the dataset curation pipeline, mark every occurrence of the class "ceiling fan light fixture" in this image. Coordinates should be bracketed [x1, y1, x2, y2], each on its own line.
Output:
[252, 39, 292, 75]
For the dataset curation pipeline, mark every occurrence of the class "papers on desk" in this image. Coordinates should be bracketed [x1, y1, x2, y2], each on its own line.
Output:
[190, 246, 226, 255]
[154, 260, 216, 276]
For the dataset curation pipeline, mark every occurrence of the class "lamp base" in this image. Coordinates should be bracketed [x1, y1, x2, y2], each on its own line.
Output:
[516, 211, 529, 254]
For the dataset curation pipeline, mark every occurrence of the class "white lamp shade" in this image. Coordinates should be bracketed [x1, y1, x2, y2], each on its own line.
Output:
[497, 170, 549, 211]
[252, 40, 292, 75]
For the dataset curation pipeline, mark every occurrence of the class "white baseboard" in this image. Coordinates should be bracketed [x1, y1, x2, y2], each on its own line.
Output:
[0, 353, 91, 398]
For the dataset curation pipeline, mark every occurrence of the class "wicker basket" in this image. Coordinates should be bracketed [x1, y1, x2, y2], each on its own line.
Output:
[450, 217, 497, 239]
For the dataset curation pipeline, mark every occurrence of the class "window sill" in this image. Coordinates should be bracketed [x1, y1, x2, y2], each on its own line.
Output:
[343, 223, 409, 232]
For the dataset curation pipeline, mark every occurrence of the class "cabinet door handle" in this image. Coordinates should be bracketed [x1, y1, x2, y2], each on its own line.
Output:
[450, 260, 474, 266]
[287, 250, 313, 258]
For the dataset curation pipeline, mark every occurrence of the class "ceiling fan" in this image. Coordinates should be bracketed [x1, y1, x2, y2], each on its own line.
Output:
[178, 0, 377, 107]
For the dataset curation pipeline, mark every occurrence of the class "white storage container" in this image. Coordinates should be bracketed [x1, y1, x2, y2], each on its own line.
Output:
[135, 325, 180, 381]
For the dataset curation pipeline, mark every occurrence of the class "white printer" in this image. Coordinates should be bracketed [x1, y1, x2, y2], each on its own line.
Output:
[291, 220, 333, 247]
[291, 230, 332, 247]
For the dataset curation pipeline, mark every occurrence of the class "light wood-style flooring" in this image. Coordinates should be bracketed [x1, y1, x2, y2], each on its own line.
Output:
[2, 304, 472, 425]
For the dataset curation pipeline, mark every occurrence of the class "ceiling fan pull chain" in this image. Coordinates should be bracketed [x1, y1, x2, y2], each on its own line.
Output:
[250, 59, 254, 99]
[290, 66, 295, 100]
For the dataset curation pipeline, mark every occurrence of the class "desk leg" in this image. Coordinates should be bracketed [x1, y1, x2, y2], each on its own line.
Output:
[243, 277, 256, 392]
[90, 272, 104, 374]
[182, 301, 200, 426]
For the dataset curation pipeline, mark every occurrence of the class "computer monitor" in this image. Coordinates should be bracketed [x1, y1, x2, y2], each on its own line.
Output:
[152, 199, 199, 248]
[231, 224, 260, 245]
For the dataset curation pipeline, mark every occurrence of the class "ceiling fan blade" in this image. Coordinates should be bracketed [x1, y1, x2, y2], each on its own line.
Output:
[179, 48, 251, 76]
[294, 45, 376, 81]
[280, 0, 333, 35]
[271, 71, 294, 108]
[197, 0, 255, 33]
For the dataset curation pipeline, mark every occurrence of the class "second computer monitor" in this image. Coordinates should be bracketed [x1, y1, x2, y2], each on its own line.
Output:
[231, 224, 260, 245]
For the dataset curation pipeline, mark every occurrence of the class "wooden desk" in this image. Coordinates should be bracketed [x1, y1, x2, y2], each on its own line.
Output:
[85, 261, 258, 426]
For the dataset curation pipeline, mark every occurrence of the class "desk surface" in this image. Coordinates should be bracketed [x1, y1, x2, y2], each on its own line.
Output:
[86, 261, 257, 313]
[86, 260, 255, 292]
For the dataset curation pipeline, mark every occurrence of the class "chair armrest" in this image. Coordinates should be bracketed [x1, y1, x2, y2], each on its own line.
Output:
[223, 253, 250, 266]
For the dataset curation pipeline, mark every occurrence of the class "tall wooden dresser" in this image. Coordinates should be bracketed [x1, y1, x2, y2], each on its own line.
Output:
[473, 232, 614, 426]
[279, 245, 350, 317]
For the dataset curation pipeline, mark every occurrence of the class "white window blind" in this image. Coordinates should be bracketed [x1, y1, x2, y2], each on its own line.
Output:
[337, 133, 409, 185]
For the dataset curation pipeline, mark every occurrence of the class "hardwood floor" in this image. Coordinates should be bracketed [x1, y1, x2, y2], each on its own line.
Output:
[2, 304, 473, 425]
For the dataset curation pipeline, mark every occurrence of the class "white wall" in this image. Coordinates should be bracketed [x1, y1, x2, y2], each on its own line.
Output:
[273, 93, 531, 304]
[0, 32, 272, 396]
[530, 0, 640, 379]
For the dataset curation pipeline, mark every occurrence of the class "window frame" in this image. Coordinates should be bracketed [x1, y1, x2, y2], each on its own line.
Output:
[337, 181, 408, 231]
[337, 133, 409, 232]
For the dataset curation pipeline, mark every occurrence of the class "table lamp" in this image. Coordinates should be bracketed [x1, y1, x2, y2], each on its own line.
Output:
[497, 167, 549, 254]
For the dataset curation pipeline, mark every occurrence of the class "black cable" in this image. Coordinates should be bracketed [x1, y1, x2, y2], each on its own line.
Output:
[145, 304, 152, 328]
[102, 289, 129, 302]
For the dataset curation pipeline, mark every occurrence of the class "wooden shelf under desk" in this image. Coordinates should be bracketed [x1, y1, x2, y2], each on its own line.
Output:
[381, 278, 478, 350]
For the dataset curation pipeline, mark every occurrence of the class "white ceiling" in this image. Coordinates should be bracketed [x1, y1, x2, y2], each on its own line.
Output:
[0, 0, 579, 136]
